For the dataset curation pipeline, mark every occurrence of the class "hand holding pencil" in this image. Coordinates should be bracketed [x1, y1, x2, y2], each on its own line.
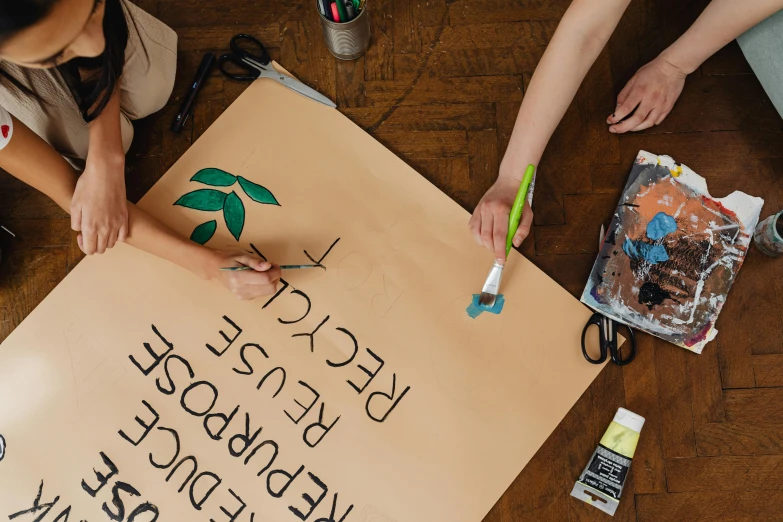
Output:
[211, 251, 281, 300]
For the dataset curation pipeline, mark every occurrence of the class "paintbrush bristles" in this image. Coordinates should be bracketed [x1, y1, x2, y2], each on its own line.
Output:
[478, 292, 496, 307]
[478, 260, 504, 308]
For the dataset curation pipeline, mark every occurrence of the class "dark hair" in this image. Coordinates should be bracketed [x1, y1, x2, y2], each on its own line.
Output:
[0, 0, 138, 122]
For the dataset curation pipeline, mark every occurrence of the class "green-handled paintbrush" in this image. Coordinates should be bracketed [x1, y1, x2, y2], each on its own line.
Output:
[478, 164, 536, 307]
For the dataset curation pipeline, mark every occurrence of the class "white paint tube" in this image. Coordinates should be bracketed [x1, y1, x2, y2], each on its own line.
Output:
[570, 407, 645, 516]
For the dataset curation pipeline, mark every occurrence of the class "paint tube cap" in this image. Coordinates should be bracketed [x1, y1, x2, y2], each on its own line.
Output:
[614, 407, 645, 433]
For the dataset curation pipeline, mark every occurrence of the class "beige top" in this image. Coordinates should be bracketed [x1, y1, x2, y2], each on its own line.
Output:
[0, 0, 177, 164]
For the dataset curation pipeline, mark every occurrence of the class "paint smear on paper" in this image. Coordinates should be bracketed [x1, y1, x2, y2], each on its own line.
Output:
[581, 151, 764, 353]
[466, 294, 505, 318]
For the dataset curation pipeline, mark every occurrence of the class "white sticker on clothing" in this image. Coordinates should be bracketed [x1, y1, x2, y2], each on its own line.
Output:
[0, 106, 12, 150]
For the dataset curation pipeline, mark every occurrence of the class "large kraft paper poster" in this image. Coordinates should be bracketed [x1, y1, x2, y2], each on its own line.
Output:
[0, 76, 604, 521]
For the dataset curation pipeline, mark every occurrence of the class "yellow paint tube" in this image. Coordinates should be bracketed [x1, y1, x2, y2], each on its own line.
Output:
[570, 407, 645, 516]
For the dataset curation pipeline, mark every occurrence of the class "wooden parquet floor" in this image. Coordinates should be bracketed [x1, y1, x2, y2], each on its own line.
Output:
[1, 0, 783, 520]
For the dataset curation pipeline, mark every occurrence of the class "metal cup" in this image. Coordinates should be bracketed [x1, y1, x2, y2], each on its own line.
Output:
[753, 210, 783, 257]
[317, 1, 370, 60]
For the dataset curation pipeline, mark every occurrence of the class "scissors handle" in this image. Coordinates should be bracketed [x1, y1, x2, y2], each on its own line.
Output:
[231, 33, 270, 65]
[581, 313, 608, 364]
[218, 53, 260, 81]
[610, 321, 636, 366]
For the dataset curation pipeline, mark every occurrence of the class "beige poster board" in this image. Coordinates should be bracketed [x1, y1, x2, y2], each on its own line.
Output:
[0, 77, 604, 521]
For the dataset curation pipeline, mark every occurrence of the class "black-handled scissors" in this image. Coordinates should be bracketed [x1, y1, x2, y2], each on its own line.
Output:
[581, 312, 636, 365]
[218, 34, 336, 108]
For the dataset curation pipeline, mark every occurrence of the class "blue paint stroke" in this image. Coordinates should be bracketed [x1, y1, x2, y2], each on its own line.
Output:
[623, 238, 669, 264]
[646, 212, 677, 240]
[466, 294, 505, 318]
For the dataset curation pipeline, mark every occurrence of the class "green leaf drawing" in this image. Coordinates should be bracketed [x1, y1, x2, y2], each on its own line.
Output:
[238, 176, 280, 206]
[191, 168, 237, 187]
[190, 220, 217, 244]
[174, 189, 227, 211]
[223, 191, 245, 241]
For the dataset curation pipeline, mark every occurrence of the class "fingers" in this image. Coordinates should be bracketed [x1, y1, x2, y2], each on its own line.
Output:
[655, 111, 669, 125]
[479, 211, 494, 251]
[106, 229, 119, 251]
[609, 101, 653, 134]
[233, 254, 272, 272]
[607, 82, 642, 125]
[513, 203, 534, 247]
[117, 222, 128, 243]
[469, 212, 483, 246]
[492, 214, 508, 263]
[95, 230, 108, 255]
[628, 108, 662, 132]
[71, 206, 82, 232]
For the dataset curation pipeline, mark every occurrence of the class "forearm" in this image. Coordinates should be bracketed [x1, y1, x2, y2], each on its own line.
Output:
[661, 0, 783, 74]
[87, 87, 125, 163]
[0, 115, 218, 280]
[500, 0, 632, 180]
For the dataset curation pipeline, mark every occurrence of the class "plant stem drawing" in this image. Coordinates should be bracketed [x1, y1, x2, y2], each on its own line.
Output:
[174, 168, 280, 244]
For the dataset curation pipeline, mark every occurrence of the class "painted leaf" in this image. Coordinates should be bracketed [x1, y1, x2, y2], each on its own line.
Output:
[190, 220, 217, 245]
[238, 176, 280, 205]
[223, 191, 245, 241]
[191, 168, 237, 187]
[174, 189, 227, 211]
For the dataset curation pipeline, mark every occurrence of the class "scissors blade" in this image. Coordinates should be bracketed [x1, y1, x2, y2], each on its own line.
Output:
[260, 69, 337, 108]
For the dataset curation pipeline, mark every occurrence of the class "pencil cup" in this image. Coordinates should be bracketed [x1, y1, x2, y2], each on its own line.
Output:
[754, 210, 783, 257]
[317, 1, 370, 60]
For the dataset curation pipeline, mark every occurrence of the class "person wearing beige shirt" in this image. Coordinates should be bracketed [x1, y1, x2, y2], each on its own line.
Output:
[0, 0, 280, 299]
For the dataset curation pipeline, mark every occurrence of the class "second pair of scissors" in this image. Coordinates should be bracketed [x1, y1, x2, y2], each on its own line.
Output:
[218, 34, 336, 109]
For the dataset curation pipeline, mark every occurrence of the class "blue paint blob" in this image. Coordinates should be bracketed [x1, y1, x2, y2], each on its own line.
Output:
[623, 238, 669, 264]
[466, 294, 505, 318]
[646, 212, 677, 240]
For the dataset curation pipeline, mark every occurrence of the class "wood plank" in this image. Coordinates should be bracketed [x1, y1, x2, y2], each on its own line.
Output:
[427, 47, 547, 78]
[420, 21, 557, 50]
[534, 194, 619, 255]
[175, 24, 282, 51]
[666, 455, 783, 492]
[364, 0, 394, 81]
[637, 491, 783, 521]
[695, 422, 783, 457]
[335, 56, 366, 108]
[639, 75, 782, 134]
[655, 342, 697, 458]
[754, 354, 783, 387]
[371, 129, 467, 160]
[341, 103, 496, 132]
[393, 0, 420, 54]
[688, 343, 726, 424]
[701, 41, 754, 76]
[467, 129, 500, 209]
[157, 0, 305, 27]
[622, 333, 667, 494]
[725, 388, 783, 424]
[364, 76, 524, 106]
[447, 0, 572, 25]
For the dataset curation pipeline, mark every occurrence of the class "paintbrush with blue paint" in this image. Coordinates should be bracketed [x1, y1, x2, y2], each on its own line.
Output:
[478, 164, 536, 307]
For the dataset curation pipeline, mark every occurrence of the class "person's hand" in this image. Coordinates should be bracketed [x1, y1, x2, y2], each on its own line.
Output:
[71, 154, 128, 255]
[469, 176, 534, 262]
[606, 56, 687, 133]
[212, 252, 282, 300]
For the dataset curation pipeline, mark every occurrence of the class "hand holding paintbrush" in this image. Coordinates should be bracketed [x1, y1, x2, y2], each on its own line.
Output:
[478, 165, 536, 307]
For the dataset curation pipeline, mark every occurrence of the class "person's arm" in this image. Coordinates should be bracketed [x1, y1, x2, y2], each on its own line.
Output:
[469, 0, 632, 262]
[608, 0, 783, 132]
[1, 113, 281, 299]
[71, 87, 128, 254]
